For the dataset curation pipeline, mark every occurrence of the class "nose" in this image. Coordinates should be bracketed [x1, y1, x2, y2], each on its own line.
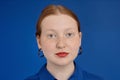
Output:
[56, 37, 66, 49]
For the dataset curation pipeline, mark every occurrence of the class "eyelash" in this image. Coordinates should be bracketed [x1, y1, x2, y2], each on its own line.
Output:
[65, 33, 74, 38]
[47, 32, 74, 39]
[47, 34, 56, 38]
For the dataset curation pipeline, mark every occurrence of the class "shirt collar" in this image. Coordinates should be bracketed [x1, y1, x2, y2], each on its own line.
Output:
[38, 64, 56, 80]
[68, 61, 83, 80]
[38, 61, 83, 80]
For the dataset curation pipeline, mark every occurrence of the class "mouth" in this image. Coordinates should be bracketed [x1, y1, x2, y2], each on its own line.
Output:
[56, 52, 69, 58]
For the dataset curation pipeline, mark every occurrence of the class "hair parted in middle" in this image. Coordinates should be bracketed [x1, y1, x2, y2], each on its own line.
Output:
[35, 4, 81, 36]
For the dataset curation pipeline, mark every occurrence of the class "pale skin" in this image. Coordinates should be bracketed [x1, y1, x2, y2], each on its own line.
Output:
[37, 14, 82, 80]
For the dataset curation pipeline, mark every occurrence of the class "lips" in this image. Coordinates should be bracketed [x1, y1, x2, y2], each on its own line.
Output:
[56, 52, 69, 57]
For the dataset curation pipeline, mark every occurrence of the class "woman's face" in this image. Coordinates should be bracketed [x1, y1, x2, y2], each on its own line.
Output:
[37, 14, 82, 66]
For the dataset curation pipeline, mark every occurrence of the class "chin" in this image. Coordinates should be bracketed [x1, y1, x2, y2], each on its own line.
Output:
[53, 60, 74, 66]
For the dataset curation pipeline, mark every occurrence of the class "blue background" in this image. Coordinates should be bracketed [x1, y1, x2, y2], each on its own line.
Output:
[0, 0, 120, 80]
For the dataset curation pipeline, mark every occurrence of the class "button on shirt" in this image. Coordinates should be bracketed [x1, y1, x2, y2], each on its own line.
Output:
[25, 62, 103, 80]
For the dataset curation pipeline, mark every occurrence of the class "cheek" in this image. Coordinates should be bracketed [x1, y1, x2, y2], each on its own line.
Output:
[68, 37, 81, 53]
[41, 39, 56, 54]
[70, 42, 80, 51]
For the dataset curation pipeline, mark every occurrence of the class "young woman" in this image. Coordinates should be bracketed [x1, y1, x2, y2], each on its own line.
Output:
[25, 4, 103, 80]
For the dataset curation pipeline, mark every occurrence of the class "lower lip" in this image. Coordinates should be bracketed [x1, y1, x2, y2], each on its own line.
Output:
[56, 52, 68, 58]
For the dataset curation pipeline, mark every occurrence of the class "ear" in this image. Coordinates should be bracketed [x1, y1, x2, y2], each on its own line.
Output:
[79, 32, 82, 38]
[79, 32, 82, 45]
[36, 35, 41, 49]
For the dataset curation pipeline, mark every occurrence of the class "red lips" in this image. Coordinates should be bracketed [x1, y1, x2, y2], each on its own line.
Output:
[56, 52, 69, 57]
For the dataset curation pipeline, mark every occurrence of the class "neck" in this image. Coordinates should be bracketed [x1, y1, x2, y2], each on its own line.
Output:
[46, 61, 75, 80]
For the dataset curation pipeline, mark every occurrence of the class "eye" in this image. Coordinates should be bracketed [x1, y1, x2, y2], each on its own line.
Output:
[47, 34, 56, 38]
[65, 32, 74, 38]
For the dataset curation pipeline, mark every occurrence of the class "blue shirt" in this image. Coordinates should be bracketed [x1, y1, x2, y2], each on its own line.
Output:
[25, 62, 103, 80]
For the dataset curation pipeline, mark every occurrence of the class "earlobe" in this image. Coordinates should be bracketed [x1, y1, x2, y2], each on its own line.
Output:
[36, 35, 41, 49]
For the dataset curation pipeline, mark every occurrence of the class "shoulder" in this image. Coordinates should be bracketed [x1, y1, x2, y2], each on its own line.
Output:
[24, 73, 40, 80]
[75, 62, 104, 80]
[24, 64, 46, 80]
[24, 66, 43, 80]
[82, 70, 104, 80]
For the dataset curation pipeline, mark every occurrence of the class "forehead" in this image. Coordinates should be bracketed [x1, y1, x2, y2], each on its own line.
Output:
[41, 14, 78, 31]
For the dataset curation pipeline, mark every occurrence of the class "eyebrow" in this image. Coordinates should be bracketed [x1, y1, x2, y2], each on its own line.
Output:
[45, 29, 56, 32]
[46, 28, 75, 32]
[65, 28, 75, 31]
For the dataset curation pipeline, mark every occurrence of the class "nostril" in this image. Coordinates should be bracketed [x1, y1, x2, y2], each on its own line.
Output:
[57, 45, 65, 49]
